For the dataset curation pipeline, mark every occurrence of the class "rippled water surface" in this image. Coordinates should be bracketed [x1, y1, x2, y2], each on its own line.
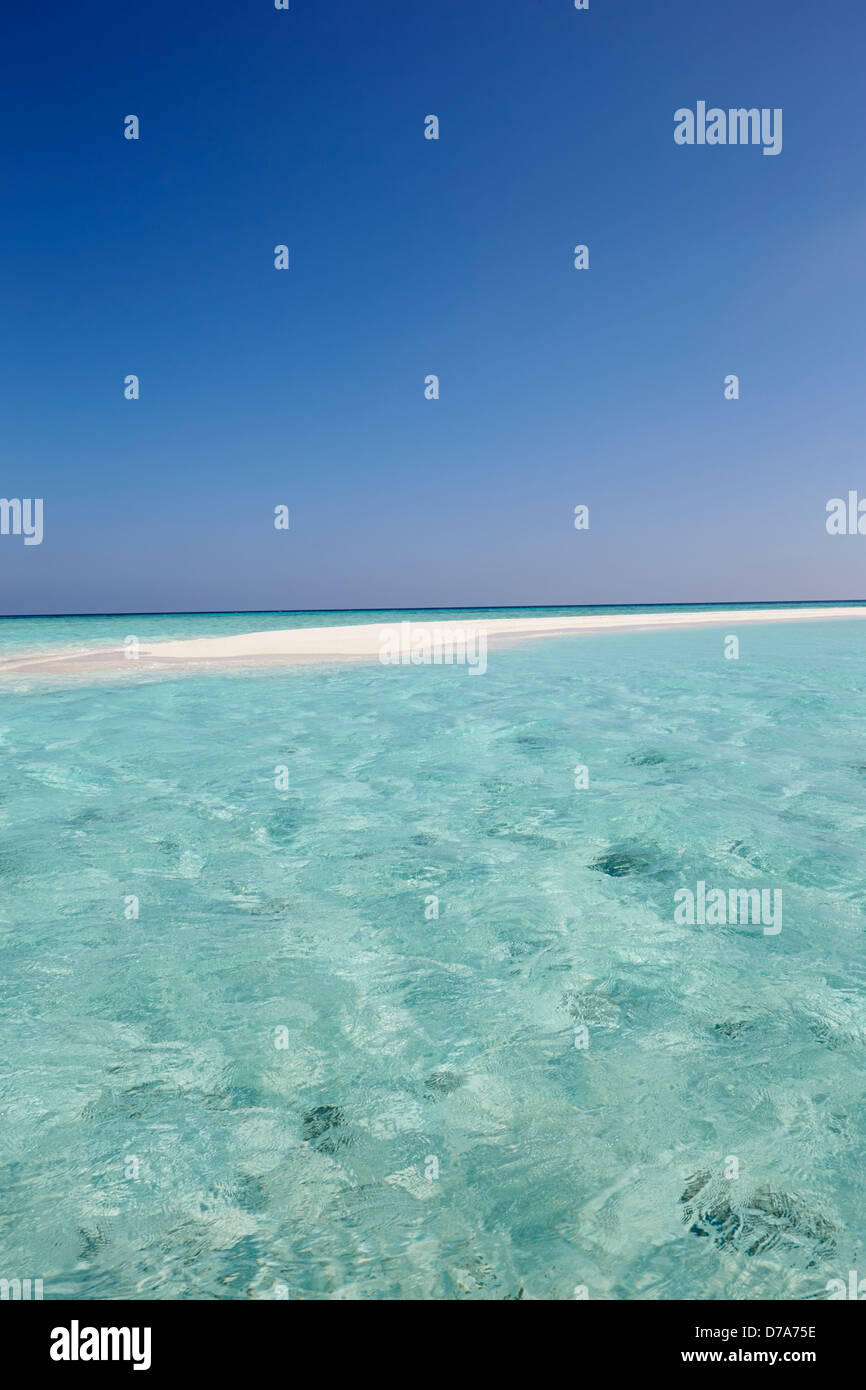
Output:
[2, 615, 865, 1299]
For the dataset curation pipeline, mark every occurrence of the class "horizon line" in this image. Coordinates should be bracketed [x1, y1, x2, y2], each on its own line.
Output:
[2, 599, 866, 621]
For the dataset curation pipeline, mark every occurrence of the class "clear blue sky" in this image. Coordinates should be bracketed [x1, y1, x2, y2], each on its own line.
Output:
[2, 0, 865, 615]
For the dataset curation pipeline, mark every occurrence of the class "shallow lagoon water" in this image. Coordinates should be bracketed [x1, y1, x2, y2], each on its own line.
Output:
[1, 617, 865, 1299]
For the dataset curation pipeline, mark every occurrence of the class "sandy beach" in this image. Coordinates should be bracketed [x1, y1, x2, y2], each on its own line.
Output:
[2, 606, 865, 677]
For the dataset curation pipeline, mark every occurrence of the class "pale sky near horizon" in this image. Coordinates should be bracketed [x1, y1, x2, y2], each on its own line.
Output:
[2, 0, 865, 615]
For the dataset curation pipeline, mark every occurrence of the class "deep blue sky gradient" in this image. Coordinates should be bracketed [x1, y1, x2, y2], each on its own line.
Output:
[2, 0, 865, 614]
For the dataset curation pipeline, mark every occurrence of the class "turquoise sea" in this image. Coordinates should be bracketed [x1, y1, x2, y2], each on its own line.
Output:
[2, 606, 865, 1300]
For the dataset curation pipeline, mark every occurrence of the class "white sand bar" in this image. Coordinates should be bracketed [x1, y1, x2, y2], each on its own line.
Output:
[2, 607, 866, 678]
